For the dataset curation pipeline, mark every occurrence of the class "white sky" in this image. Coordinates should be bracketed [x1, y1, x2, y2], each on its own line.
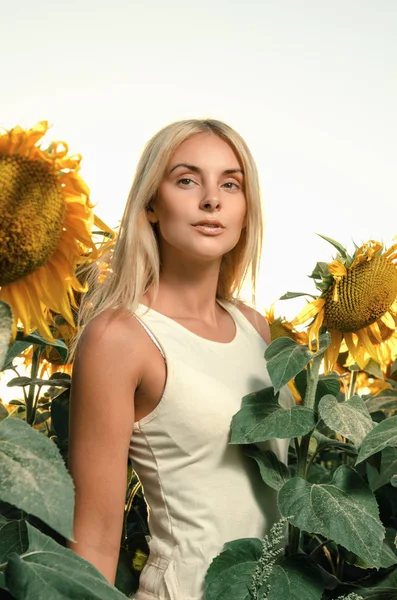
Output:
[2, 0, 397, 319]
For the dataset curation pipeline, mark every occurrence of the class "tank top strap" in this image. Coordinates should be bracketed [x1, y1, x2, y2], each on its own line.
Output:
[217, 299, 267, 345]
[133, 313, 166, 360]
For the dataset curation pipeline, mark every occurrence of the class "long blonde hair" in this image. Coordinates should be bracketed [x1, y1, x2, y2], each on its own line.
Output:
[77, 119, 263, 339]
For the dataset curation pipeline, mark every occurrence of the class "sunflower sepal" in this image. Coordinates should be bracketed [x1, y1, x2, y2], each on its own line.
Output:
[316, 233, 353, 265]
[279, 291, 317, 300]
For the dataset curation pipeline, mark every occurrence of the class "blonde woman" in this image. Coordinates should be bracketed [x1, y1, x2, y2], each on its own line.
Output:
[68, 119, 290, 600]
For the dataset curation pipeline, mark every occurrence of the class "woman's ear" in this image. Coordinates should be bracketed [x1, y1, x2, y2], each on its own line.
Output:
[147, 212, 159, 225]
[146, 197, 159, 224]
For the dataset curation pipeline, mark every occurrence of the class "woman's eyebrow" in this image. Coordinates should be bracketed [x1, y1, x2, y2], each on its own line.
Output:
[169, 163, 244, 176]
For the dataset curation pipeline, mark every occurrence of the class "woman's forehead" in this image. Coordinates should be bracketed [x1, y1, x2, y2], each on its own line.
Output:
[168, 133, 241, 169]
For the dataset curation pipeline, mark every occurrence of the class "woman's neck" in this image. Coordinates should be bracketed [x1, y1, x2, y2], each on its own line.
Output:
[143, 266, 222, 320]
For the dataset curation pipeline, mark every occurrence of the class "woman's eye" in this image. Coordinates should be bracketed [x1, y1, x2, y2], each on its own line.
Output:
[223, 181, 240, 190]
[177, 178, 195, 186]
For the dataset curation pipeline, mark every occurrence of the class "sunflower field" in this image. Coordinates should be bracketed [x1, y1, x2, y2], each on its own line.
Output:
[1, 123, 397, 600]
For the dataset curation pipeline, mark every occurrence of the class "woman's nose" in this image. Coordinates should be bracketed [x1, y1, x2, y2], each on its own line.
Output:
[199, 184, 220, 211]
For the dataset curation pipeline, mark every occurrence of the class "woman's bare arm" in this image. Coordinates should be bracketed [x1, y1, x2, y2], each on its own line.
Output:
[67, 311, 143, 584]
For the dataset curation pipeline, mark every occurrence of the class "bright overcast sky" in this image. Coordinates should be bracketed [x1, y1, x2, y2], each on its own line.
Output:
[2, 0, 397, 318]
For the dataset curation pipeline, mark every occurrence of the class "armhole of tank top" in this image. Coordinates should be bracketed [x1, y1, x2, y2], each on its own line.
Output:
[132, 314, 168, 426]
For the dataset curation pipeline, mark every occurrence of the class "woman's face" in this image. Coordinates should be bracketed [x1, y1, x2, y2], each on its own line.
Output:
[148, 133, 247, 264]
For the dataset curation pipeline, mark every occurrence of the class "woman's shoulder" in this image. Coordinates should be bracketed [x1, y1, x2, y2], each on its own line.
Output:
[234, 300, 271, 345]
[77, 307, 148, 360]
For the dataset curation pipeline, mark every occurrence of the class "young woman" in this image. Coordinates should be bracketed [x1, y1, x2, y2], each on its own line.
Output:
[68, 119, 291, 600]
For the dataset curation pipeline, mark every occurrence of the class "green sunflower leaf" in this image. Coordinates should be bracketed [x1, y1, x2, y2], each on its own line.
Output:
[278, 466, 385, 567]
[366, 447, 397, 491]
[267, 554, 324, 600]
[365, 390, 397, 414]
[341, 527, 397, 569]
[318, 394, 374, 446]
[265, 337, 314, 392]
[0, 516, 28, 563]
[356, 416, 397, 464]
[204, 537, 262, 600]
[5, 523, 128, 600]
[244, 446, 290, 491]
[0, 418, 74, 540]
[16, 330, 68, 362]
[364, 359, 384, 380]
[312, 431, 358, 457]
[230, 388, 316, 444]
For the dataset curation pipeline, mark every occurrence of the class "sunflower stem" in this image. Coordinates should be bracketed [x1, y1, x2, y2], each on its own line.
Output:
[287, 523, 301, 555]
[287, 353, 323, 555]
[347, 369, 358, 400]
[303, 354, 322, 410]
[26, 345, 42, 426]
[10, 365, 28, 405]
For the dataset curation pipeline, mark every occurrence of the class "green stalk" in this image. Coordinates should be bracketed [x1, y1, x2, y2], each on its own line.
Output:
[336, 368, 359, 573]
[288, 352, 323, 555]
[304, 353, 323, 410]
[347, 369, 358, 400]
[26, 345, 42, 426]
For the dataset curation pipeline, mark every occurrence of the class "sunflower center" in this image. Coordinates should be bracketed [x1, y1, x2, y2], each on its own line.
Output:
[323, 256, 397, 332]
[269, 319, 294, 341]
[0, 155, 65, 285]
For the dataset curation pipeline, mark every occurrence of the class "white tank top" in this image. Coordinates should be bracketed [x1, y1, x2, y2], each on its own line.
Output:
[129, 300, 291, 600]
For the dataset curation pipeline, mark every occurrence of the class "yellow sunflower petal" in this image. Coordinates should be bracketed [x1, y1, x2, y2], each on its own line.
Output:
[308, 307, 325, 350]
[94, 214, 116, 237]
[380, 311, 397, 329]
[344, 332, 366, 370]
[355, 328, 380, 363]
[292, 298, 325, 326]
[383, 243, 397, 259]
[323, 329, 342, 374]
[350, 240, 384, 268]
[328, 260, 347, 278]
[368, 321, 383, 343]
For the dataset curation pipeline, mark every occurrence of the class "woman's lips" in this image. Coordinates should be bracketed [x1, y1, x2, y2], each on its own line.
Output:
[192, 224, 225, 235]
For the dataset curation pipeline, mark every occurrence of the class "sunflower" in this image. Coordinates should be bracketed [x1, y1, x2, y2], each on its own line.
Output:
[0, 121, 114, 340]
[292, 237, 397, 374]
[265, 303, 308, 344]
